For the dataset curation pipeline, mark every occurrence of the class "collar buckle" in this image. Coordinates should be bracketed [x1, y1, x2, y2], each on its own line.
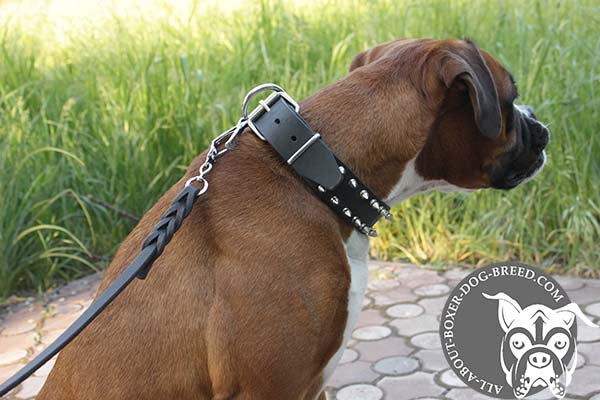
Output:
[241, 84, 300, 141]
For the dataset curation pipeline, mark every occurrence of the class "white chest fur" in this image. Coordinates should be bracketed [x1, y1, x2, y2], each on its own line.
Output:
[320, 231, 370, 391]
[386, 158, 472, 205]
[319, 155, 473, 395]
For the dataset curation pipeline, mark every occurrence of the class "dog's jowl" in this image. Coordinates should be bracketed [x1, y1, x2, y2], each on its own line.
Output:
[37, 39, 549, 400]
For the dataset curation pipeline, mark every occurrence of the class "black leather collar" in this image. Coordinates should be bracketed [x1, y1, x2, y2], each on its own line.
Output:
[247, 93, 392, 236]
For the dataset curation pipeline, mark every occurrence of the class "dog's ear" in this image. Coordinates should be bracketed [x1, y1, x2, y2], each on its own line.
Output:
[439, 41, 502, 139]
[349, 40, 407, 72]
[483, 292, 522, 332]
[349, 49, 368, 72]
[555, 303, 599, 328]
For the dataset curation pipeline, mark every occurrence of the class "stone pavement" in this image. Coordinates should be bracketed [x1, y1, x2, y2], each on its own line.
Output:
[0, 262, 599, 399]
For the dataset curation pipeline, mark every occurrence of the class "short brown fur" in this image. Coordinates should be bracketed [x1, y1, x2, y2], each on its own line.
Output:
[37, 39, 526, 400]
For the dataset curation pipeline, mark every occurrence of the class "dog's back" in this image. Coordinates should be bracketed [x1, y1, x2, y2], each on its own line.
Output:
[37, 140, 349, 400]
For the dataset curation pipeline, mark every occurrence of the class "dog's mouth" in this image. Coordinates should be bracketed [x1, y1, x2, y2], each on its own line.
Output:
[511, 350, 568, 399]
[498, 151, 547, 189]
[491, 109, 550, 190]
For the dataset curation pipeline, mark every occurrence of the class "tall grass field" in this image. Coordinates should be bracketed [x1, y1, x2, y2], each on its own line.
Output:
[0, 0, 598, 299]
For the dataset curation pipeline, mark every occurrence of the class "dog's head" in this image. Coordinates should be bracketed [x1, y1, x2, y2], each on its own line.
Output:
[483, 292, 598, 399]
[307, 39, 550, 203]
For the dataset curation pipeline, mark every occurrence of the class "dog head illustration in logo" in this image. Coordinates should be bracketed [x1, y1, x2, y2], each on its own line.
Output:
[483, 292, 598, 399]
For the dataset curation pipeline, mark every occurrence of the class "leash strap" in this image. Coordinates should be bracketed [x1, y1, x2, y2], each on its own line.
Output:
[0, 186, 199, 397]
[251, 96, 392, 236]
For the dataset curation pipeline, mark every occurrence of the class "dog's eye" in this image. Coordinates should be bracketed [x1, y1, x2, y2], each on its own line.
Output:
[554, 340, 567, 350]
[547, 332, 570, 355]
[509, 332, 531, 353]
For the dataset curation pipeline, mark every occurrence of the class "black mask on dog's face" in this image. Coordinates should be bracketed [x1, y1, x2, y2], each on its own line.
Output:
[489, 104, 550, 189]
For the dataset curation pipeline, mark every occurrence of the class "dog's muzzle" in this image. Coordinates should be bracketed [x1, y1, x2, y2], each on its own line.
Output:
[512, 345, 569, 399]
[491, 104, 550, 189]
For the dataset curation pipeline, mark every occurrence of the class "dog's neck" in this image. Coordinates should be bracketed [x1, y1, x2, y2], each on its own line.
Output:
[231, 79, 434, 238]
[299, 78, 432, 202]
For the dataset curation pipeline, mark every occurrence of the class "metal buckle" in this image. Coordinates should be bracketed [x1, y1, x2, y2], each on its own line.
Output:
[241, 83, 300, 141]
[286, 133, 321, 165]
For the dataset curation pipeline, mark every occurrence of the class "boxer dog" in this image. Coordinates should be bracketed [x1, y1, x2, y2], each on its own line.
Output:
[37, 39, 549, 399]
[484, 292, 598, 399]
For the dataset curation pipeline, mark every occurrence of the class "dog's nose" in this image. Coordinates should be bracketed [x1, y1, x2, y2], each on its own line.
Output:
[529, 120, 550, 154]
[516, 104, 537, 120]
[528, 351, 551, 369]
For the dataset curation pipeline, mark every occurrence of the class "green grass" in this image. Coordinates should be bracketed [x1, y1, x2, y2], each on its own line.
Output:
[0, 0, 598, 299]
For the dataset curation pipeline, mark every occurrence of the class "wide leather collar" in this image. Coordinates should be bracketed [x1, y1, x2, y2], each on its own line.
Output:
[247, 93, 392, 236]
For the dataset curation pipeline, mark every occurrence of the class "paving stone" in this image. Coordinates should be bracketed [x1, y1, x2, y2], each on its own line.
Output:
[0, 349, 28, 366]
[447, 279, 462, 290]
[362, 296, 372, 309]
[414, 349, 449, 372]
[34, 357, 56, 377]
[327, 361, 379, 387]
[0, 332, 37, 353]
[567, 288, 600, 306]
[368, 279, 400, 291]
[386, 303, 423, 319]
[355, 337, 412, 362]
[371, 286, 417, 306]
[444, 268, 470, 281]
[586, 302, 600, 318]
[40, 330, 62, 346]
[42, 310, 83, 332]
[336, 383, 383, 400]
[446, 388, 499, 400]
[567, 365, 600, 397]
[554, 275, 585, 291]
[339, 349, 359, 364]
[387, 263, 419, 275]
[0, 363, 23, 381]
[6, 264, 600, 400]
[15, 375, 46, 399]
[578, 342, 600, 366]
[1, 320, 37, 336]
[373, 356, 419, 375]
[587, 279, 600, 288]
[352, 326, 391, 341]
[578, 322, 600, 342]
[356, 310, 388, 328]
[418, 297, 446, 316]
[390, 315, 439, 337]
[402, 270, 446, 289]
[410, 333, 441, 350]
[414, 284, 450, 297]
[49, 303, 83, 316]
[439, 368, 467, 388]
[377, 371, 444, 399]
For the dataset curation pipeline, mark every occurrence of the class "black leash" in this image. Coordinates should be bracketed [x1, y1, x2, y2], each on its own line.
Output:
[0, 185, 199, 396]
[0, 84, 391, 397]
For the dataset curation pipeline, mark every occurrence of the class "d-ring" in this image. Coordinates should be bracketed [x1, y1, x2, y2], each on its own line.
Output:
[241, 83, 301, 141]
[241, 83, 285, 119]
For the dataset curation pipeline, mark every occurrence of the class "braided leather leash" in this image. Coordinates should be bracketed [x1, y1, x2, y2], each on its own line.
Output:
[0, 185, 200, 396]
[0, 83, 262, 397]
